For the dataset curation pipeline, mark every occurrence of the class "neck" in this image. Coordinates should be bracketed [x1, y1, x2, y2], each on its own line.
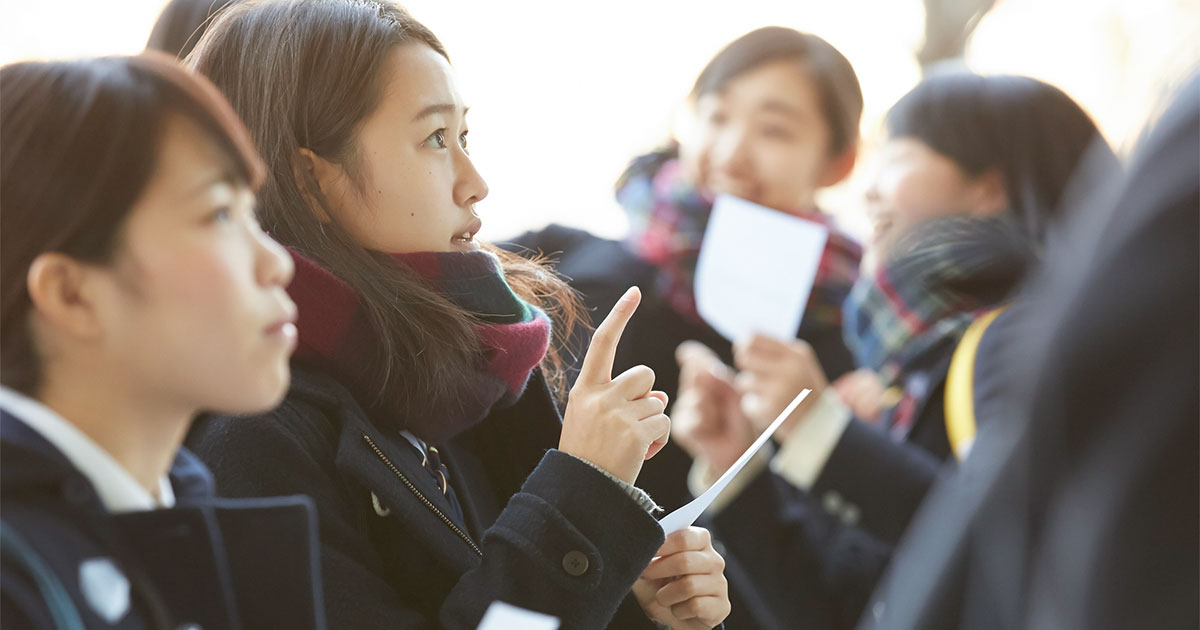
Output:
[37, 364, 191, 499]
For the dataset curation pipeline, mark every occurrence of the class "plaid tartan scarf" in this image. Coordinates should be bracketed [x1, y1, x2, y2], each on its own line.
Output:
[615, 145, 863, 331]
[288, 248, 551, 444]
[843, 215, 1034, 388]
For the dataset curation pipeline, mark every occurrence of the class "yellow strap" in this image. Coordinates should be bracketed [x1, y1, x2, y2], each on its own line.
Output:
[944, 306, 1008, 460]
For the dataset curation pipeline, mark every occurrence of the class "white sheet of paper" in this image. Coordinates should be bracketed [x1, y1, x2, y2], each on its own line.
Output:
[476, 601, 560, 630]
[694, 194, 830, 343]
[658, 389, 811, 534]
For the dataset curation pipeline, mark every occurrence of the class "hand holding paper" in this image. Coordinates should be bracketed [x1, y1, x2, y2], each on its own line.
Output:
[659, 388, 812, 534]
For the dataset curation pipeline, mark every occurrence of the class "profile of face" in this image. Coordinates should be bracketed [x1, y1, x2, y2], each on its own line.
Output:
[303, 43, 488, 254]
[31, 113, 298, 414]
[679, 59, 854, 214]
[864, 137, 1008, 262]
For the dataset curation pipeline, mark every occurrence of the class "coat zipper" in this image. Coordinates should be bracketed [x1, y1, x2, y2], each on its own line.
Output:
[361, 434, 483, 557]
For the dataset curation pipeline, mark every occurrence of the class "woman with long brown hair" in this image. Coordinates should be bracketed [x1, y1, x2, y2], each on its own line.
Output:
[0, 53, 322, 629]
[184, 1, 730, 628]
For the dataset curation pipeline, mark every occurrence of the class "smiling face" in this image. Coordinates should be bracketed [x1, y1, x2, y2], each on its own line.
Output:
[84, 113, 298, 414]
[306, 43, 488, 254]
[680, 59, 850, 214]
[864, 137, 1008, 261]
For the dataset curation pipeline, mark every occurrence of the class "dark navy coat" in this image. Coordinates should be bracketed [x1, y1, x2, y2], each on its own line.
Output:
[187, 367, 666, 629]
[0, 411, 324, 630]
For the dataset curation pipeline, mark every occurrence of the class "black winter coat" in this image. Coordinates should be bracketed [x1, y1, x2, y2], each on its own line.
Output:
[187, 367, 666, 629]
[0, 411, 324, 630]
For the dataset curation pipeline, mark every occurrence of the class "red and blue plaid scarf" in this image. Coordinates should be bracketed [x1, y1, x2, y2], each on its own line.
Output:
[287, 248, 551, 444]
[615, 146, 863, 330]
[842, 215, 1034, 435]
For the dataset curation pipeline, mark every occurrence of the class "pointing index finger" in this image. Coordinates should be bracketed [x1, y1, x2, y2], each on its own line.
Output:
[578, 286, 641, 385]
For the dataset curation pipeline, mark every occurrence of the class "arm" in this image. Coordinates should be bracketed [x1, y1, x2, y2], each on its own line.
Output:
[191, 406, 667, 630]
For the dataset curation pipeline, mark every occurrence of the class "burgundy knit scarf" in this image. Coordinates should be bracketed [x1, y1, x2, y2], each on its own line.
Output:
[287, 248, 551, 444]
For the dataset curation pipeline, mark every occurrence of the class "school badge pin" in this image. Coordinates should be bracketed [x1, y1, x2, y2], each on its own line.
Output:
[79, 557, 131, 624]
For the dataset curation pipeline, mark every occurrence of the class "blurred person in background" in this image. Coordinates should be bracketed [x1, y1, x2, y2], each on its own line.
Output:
[866, 69, 1198, 629]
[509, 25, 866, 512]
[0, 53, 322, 629]
[671, 72, 1111, 628]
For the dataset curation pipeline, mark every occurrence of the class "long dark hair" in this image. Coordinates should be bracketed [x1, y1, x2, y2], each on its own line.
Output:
[690, 26, 864, 156]
[886, 73, 1110, 242]
[146, 0, 238, 59]
[0, 53, 265, 395]
[188, 0, 583, 410]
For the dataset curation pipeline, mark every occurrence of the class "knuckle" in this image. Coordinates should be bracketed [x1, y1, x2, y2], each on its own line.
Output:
[676, 577, 699, 598]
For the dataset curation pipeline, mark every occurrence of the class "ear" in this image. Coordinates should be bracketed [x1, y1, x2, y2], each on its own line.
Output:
[25, 253, 106, 341]
[969, 169, 1009, 217]
[292, 148, 344, 223]
[818, 145, 858, 187]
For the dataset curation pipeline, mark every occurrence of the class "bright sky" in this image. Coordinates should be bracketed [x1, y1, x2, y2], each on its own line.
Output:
[2, 0, 1197, 242]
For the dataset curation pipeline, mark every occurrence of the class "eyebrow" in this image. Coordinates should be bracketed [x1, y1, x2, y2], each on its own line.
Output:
[757, 99, 806, 120]
[181, 169, 239, 201]
[412, 103, 470, 122]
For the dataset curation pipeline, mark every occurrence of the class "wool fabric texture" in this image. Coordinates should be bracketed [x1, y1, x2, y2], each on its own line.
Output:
[287, 248, 551, 444]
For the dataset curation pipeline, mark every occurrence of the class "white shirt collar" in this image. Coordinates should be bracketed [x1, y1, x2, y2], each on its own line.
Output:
[0, 386, 175, 512]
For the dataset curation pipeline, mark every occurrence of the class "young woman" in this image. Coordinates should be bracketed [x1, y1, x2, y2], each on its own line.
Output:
[0, 53, 322, 629]
[613, 26, 866, 390]
[541, 27, 868, 515]
[183, 1, 730, 628]
[671, 73, 1112, 628]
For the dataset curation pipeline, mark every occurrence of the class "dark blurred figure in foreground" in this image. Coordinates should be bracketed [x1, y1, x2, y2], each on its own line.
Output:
[146, 0, 236, 59]
[866, 71, 1199, 629]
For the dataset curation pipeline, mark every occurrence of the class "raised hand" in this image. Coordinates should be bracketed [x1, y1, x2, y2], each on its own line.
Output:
[558, 287, 671, 484]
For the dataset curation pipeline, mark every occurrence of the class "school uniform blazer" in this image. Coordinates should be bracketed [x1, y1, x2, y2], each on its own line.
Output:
[696, 308, 1022, 630]
[0, 411, 324, 630]
[186, 367, 666, 629]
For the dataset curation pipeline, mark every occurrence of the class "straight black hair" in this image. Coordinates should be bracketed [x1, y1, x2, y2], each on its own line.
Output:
[691, 26, 864, 155]
[0, 52, 265, 395]
[146, 0, 238, 59]
[886, 73, 1110, 242]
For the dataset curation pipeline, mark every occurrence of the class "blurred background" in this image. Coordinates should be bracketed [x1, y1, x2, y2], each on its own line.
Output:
[2, 0, 1197, 242]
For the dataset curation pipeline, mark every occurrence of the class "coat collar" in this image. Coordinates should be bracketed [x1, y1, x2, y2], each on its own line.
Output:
[1, 409, 216, 512]
[285, 366, 565, 577]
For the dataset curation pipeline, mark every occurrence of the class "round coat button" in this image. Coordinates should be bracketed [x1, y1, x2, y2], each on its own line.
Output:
[562, 550, 589, 576]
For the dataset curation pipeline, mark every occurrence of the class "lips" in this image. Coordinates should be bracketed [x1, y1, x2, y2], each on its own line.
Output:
[451, 216, 483, 247]
[264, 305, 298, 344]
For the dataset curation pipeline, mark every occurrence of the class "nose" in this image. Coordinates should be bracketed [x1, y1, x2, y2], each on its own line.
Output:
[253, 222, 295, 289]
[453, 149, 489, 208]
[710, 125, 753, 177]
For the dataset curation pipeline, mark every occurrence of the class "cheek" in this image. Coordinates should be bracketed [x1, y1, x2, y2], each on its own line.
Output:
[368, 177, 455, 253]
[759, 145, 823, 201]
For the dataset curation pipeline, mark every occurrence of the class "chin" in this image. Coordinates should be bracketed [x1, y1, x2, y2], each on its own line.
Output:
[210, 370, 292, 417]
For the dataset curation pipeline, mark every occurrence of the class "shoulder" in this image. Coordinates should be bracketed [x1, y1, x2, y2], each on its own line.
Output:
[185, 368, 358, 498]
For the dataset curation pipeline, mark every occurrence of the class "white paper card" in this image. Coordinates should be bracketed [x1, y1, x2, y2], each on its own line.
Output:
[658, 389, 812, 534]
[476, 601, 560, 630]
[694, 194, 830, 343]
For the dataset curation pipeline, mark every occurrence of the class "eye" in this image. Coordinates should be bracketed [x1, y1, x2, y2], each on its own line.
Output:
[208, 206, 232, 224]
[761, 124, 794, 140]
[707, 111, 728, 127]
[459, 130, 469, 153]
[424, 129, 448, 149]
